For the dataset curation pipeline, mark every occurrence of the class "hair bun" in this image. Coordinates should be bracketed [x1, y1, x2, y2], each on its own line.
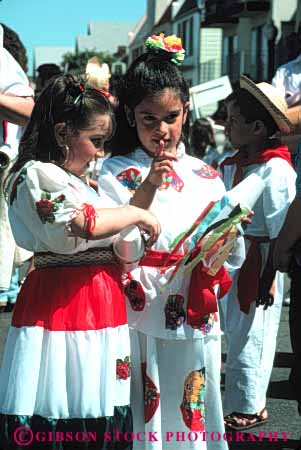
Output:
[145, 34, 185, 65]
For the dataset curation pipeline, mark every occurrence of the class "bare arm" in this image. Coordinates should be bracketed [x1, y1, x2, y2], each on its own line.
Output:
[70, 204, 161, 247]
[0, 94, 34, 126]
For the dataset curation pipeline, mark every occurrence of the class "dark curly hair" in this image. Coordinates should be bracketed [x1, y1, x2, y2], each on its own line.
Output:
[11, 74, 115, 173]
[108, 47, 190, 156]
[1, 23, 28, 72]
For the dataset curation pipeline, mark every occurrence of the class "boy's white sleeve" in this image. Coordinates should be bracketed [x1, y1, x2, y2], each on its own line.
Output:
[263, 162, 296, 239]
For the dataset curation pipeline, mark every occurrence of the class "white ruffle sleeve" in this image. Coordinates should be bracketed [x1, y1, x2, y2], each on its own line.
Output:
[8, 162, 104, 253]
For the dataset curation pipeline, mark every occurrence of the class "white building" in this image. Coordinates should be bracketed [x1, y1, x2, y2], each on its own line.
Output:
[204, 0, 301, 82]
[33, 46, 73, 76]
[128, 0, 222, 88]
[76, 22, 134, 54]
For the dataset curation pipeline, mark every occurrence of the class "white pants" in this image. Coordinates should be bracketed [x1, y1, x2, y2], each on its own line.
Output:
[219, 270, 283, 414]
[130, 330, 228, 450]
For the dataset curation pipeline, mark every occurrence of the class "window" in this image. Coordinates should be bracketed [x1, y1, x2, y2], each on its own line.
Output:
[222, 35, 239, 81]
[250, 26, 268, 80]
[177, 17, 194, 57]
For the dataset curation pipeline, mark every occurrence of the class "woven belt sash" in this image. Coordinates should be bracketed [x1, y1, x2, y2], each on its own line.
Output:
[34, 247, 117, 269]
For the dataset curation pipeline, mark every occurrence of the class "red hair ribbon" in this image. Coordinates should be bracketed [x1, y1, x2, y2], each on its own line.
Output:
[97, 88, 111, 99]
[82, 203, 97, 237]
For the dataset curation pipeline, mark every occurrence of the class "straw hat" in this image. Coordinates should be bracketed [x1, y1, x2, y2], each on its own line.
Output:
[240, 75, 294, 134]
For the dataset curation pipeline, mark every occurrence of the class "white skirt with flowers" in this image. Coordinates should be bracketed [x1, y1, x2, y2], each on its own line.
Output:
[0, 264, 132, 450]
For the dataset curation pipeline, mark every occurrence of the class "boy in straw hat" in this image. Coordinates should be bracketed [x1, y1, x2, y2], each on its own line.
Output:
[219, 75, 296, 430]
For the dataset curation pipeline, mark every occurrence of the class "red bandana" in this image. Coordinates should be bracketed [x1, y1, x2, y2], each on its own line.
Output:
[221, 145, 293, 186]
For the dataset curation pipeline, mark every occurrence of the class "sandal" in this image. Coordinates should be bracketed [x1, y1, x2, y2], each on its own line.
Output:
[224, 408, 269, 431]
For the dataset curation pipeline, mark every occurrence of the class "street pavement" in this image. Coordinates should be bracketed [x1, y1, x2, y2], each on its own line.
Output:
[222, 306, 300, 450]
[0, 306, 299, 450]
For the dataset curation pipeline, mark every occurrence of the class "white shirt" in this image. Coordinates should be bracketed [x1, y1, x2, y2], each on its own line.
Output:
[222, 154, 296, 239]
[0, 48, 33, 159]
[272, 55, 301, 107]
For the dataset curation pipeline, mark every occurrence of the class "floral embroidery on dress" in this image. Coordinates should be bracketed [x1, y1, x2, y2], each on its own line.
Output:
[164, 294, 186, 330]
[124, 274, 146, 311]
[10, 167, 28, 205]
[116, 356, 131, 380]
[200, 312, 218, 334]
[141, 362, 160, 423]
[36, 192, 65, 224]
[159, 170, 184, 192]
[193, 164, 219, 179]
[180, 368, 206, 431]
[116, 167, 142, 194]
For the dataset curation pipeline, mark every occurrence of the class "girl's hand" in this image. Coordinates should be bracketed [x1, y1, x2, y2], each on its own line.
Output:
[146, 140, 177, 188]
[137, 209, 161, 247]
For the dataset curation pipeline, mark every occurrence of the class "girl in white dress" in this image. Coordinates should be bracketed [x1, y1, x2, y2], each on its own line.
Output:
[0, 75, 160, 450]
[99, 35, 245, 450]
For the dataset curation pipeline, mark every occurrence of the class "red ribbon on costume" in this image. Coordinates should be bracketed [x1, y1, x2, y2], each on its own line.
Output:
[82, 203, 97, 236]
[139, 249, 232, 328]
[237, 235, 270, 314]
[220, 145, 293, 186]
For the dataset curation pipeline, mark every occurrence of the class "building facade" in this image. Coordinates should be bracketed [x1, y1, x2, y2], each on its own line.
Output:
[204, 0, 301, 83]
[128, 0, 222, 87]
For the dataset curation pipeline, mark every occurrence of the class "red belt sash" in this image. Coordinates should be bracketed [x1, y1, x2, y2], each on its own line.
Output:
[139, 249, 232, 328]
[238, 235, 270, 314]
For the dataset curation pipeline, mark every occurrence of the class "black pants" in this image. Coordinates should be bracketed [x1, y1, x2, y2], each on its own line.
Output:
[289, 261, 301, 412]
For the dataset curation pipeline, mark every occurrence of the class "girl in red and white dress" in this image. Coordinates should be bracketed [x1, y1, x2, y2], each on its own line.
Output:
[0, 75, 160, 450]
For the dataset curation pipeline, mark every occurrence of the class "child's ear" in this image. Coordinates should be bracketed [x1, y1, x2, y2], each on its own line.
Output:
[54, 122, 67, 146]
[183, 102, 190, 124]
[253, 120, 265, 135]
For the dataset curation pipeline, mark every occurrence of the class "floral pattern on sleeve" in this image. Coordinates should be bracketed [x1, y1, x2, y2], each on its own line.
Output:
[116, 167, 142, 194]
[159, 170, 184, 192]
[193, 164, 219, 179]
[36, 191, 65, 224]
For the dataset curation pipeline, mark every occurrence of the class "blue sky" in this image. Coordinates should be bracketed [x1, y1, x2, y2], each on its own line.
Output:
[0, 0, 146, 75]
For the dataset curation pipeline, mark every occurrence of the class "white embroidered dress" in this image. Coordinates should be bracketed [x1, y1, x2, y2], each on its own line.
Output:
[100, 143, 241, 450]
[0, 161, 132, 449]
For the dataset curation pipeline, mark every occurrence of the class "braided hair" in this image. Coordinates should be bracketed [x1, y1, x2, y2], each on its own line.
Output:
[11, 74, 115, 173]
[108, 45, 190, 155]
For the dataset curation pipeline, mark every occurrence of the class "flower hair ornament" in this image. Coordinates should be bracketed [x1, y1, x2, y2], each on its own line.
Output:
[145, 33, 185, 65]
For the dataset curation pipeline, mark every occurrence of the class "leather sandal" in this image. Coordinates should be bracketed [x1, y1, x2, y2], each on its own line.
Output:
[224, 408, 269, 431]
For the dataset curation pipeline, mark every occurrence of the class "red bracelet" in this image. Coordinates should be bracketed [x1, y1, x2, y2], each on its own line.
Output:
[82, 203, 97, 237]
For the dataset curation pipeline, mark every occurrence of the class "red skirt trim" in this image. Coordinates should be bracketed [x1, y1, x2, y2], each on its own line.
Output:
[12, 265, 127, 331]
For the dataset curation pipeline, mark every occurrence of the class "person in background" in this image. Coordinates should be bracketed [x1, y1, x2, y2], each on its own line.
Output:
[220, 76, 296, 431]
[0, 74, 160, 450]
[0, 23, 34, 312]
[35, 63, 62, 97]
[272, 32, 301, 109]
[190, 118, 220, 168]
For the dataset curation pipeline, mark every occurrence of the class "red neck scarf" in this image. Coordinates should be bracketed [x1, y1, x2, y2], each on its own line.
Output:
[221, 145, 293, 186]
